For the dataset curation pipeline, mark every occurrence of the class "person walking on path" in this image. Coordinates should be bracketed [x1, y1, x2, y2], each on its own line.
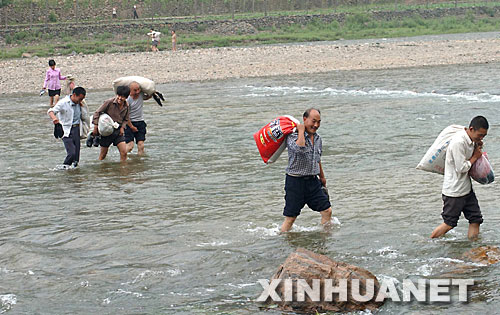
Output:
[125, 82, 151, 155]
[430, 116, 489, 240]
[92, 86, 131, 162]
[47, 87, 87, 168]
[147, 29, 161, 52]
[112, 7, 117, 19]
[133, 5, 139, 19]
[42, 59, 67, 107]
[280, 108, 332, 232]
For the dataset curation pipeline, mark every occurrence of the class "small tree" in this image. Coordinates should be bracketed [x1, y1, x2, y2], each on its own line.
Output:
[0, 0, 13, 8]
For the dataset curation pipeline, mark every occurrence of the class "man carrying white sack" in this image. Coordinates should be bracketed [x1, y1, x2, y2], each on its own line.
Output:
[431, 116, 489, 240]
[125, 82, 152, 155]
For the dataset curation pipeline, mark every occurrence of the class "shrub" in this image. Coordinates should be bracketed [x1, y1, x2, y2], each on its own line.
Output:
[48, 11, 58, 23]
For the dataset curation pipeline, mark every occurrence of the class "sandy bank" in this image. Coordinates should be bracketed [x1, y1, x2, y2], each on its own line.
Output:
[1, 35, 499, 95]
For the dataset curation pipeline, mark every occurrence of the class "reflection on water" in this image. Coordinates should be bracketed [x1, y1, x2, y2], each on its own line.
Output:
[1, 61, 500, 313]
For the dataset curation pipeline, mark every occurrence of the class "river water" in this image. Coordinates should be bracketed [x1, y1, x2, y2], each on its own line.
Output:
[1, 61, 500, 314]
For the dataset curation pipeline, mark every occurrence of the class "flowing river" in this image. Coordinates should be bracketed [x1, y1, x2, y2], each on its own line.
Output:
[1, 60, 499, 314]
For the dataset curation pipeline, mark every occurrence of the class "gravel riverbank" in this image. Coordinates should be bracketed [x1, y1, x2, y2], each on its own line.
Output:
[1, 33, 499, 95]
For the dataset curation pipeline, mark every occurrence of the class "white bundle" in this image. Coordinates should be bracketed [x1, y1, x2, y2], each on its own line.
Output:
[112, 76, 156, 97]
[97, 113, 119, 137]
[416, 125, 465, 174]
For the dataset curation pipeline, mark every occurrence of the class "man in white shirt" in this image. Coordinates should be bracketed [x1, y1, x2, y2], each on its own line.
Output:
[47, 87, 87, 168]
[431, 116, 489, 240]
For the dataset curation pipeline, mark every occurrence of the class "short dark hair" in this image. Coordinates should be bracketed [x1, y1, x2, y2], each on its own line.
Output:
[48, 59, 56, 66]
[303, 108, 321, 118]
[469, 116, 489, 130]
[116, 85, 130, 98]
[72, 86, 86, 96]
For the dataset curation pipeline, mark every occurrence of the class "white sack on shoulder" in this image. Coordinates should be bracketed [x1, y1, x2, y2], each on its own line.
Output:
[416, 125, 464, 174]
[112, 76, 156, 96]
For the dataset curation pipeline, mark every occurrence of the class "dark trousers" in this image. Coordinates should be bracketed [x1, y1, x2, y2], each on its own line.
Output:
[62, 125, 80, 165]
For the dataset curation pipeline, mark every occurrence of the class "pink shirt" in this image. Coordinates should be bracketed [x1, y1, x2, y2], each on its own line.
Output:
[43, 68, 66, 90]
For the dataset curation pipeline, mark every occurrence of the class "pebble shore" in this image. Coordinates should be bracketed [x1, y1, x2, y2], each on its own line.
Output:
[1, 36, 499, 95]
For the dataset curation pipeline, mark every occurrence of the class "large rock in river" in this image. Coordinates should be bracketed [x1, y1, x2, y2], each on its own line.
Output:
[463, 245, 500, 265]
[264, 248, 384, 313]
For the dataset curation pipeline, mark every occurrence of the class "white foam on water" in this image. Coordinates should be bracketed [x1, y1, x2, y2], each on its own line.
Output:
[227, 282, 256, 289]
[331, 216, 341, 226]
[370, 246, 405, 259]
[52, 164, 76, 171]
[0, 294, 17, 310]
[417, 264, 433, 276]
[244, 85, 500, 103]
[196, 241, 230, 247]
[115, 289, 143, 298]
[429, 257, 487, 267]
[246, 223, 280, 237]
[0, 267, 14, 274]
[291, 224, 322, 232]
[166, 269, 183, 276]
[128, 270, 166, 285]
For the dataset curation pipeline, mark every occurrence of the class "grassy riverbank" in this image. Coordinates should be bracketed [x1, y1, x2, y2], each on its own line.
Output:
[2, 8, 500, 59]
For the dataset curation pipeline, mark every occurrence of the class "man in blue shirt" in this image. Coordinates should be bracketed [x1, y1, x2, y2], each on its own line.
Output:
[281, 108, 332, 232]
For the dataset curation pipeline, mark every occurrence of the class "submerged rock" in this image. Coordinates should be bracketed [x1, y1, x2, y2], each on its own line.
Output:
[463, 245, 500, 265]
[264, 248, 384, 313]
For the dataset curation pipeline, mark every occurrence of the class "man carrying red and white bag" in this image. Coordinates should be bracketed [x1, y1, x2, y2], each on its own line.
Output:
[281, 108, 332, 232]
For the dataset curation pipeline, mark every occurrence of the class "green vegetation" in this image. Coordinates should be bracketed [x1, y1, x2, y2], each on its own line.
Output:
[2, 7, 500, 59]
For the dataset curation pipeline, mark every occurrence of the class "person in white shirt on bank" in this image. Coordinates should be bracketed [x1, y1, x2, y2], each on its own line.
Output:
[431, 116, 489, 240]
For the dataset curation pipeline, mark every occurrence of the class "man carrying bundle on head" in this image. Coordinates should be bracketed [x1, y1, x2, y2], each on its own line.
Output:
[125, 81, 152, 155]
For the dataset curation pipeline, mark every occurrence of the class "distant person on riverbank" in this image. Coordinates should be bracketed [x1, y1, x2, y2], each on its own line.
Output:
[112, 7, 117, 19]
[47, 87, 87, 169]
[280, 108, 332, 232]
[133, 5, 139, 19]
[125, 82, 151, 155]
[42, 59, 67, 107]
[171, 30, 177, 51]
[147, 29, 161, 52]
[92, 86, 130, 162]
[430, 116, 489, 240]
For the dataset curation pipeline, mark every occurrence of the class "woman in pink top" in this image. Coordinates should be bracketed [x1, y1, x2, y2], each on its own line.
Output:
[42, 59, 67, 107]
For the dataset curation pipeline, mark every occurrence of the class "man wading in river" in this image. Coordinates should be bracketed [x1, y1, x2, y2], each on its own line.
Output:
[281, 108, 332, 232]
[430, 116, 489, 240]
